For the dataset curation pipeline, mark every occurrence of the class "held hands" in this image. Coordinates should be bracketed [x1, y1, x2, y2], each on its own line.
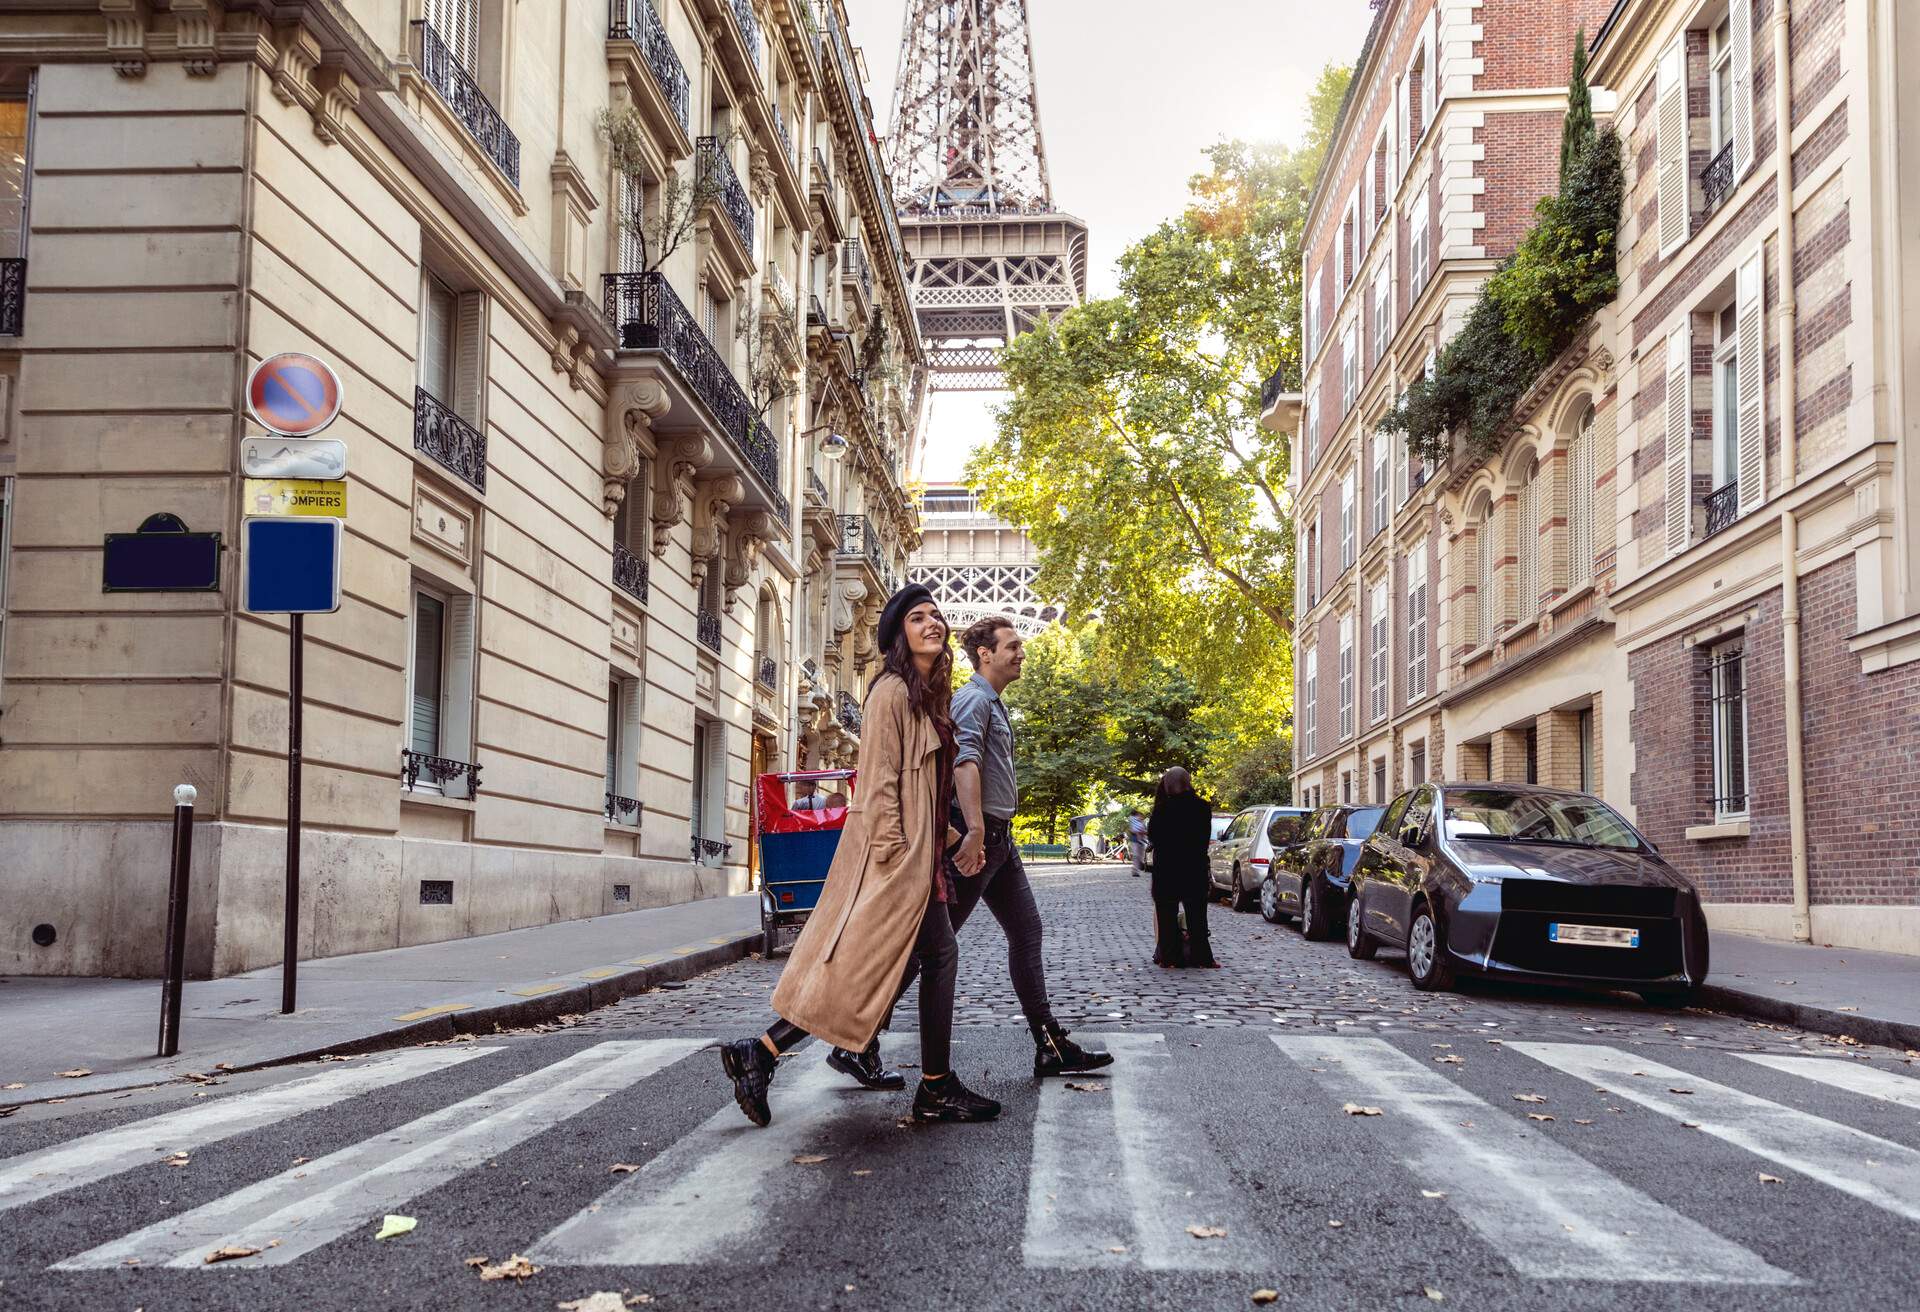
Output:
[952, 827, 987, 876]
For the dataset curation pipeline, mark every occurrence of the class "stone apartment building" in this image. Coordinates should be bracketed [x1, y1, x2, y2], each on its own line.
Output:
[1287, 0, 1920, 954]
[0, 0, 922, 977]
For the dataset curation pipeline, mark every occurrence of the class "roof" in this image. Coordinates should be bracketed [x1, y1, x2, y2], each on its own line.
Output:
[1306, 0, 1391, 216]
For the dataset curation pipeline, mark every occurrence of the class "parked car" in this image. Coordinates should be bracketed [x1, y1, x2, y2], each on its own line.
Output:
[1344, 783, 1710, 1005]
[1263, 803, 1386, 938]
[1210, 813, 1237, 842]
[1208, 805, 1314, 912]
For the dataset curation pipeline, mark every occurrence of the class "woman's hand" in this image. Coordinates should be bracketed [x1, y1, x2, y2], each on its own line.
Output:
[952, 828, 986, 876]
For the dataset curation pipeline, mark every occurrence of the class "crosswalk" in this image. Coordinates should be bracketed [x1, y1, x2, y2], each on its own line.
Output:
[5, 1033, 1920, 1285]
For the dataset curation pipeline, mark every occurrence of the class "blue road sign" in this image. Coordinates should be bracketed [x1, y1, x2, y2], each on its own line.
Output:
[102, 513, 222, 592]
[243, 517, 342, 615]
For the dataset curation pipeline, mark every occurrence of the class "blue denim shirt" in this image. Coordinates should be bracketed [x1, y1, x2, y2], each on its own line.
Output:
[952, 672, 1018, 820]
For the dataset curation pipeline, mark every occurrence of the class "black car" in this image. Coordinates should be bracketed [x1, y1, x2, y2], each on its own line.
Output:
[1345, 782, 1710, 1005]
[1262, 803, 1386, 939]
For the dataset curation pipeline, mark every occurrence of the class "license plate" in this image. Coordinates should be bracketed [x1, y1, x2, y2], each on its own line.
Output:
[1549, 922, 1640, 949]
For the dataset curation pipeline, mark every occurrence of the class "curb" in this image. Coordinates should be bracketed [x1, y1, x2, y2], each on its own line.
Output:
[1696, 983, 1920, 1052]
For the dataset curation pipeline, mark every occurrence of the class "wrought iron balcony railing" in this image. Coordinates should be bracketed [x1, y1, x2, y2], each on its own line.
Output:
[837, 690, 862, 735]
[602, 271, 783, 516]
[807, 294, 828, 328]
[728, 0, 762, 70]
[840, 237, 872, 305]
[613, 540, 650, 604]
[691, 836, 733, 862]
[838, 514, 884, 571]
[608, 0, 690, 133]
[697, 135, 754, 256]
[807, 467, 830, 502]
[403, 750, 482, 796]
[1705, 481, 1740, 539]
[1260, 365, 1286, 412]
[771, 102, 795, 169]
[605, 792, 643, 824]
[801, 657, 818, 682]
[1407, 461, 1429, 500]
[412, 21, 520, 188]
[1701, 140, 1735, 215]
[413, 386, 487, 492]
[757, 654, 778, 689]
[0, 258, 23, 336]
[697, 608, 722, 653]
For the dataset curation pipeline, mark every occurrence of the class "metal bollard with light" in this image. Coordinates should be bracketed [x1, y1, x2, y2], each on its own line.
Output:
[157, 783, 197, 1058]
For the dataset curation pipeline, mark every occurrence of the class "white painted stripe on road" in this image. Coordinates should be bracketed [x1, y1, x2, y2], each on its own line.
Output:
[1513, 1043, 1920, 1223]
[532, 1041, 856, 1266]
[1025, 1032, 1264, 1270]
[1735, 1054, 1920, 1111]
[1274, 1036, 1792, 1284]
[0, 1047, 499, 1215]
[54, 1038, 708, 1270]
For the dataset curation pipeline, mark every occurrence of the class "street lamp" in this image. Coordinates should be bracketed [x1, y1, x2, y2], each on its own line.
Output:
[803, 423, 851, 461]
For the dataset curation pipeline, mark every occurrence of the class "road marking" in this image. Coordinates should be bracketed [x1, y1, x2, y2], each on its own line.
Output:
[1735, 1054, 1920, 1111]
[578, 968, 620, 980]
[706, 936, 737, 945]
[391, 1002, 473, 1022]
[1512, 1043, 1920, 1223]
[509, 984, 564, 997]
[532, 1041, 854, 1266]
[0, 1047, 499, 1215]
[1025, 1032, 1264, 1270]
[54, 1039, 708, 1270]
[624, 956, 666, 966]
[1275, 1036, 1792, 1284]
[670, 946, 701, 956]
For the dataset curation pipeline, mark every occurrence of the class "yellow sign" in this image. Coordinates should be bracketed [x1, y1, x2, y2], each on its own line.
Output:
[245, 478, 347, 518]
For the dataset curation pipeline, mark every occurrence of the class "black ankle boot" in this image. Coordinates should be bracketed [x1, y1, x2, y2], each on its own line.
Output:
[720, 1037, 779, 1126]
[827, 1039, 905, 1091]
[911, 1073, 1001, 1123]
[1032, 1021, 1115, 1077]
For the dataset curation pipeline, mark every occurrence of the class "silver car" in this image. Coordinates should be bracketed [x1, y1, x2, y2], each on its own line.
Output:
[1208, 805, 1314, 912]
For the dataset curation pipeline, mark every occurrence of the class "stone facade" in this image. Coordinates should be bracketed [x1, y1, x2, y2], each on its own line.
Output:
[0, 0, 921, 977]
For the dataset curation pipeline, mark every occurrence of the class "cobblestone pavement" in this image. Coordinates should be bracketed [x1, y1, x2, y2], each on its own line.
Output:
[583, 864, 1862, 1057]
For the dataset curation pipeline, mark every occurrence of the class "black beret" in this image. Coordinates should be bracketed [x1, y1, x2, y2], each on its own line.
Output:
[876, 583, 936, 655]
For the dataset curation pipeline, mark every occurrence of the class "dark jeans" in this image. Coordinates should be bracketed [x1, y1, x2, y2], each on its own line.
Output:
[1153, 881, 1214, 967]
[895, 816, 1054, 1033]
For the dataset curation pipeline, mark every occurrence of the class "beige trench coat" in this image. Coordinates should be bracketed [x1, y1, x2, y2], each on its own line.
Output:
[770, 672, 953, 1052]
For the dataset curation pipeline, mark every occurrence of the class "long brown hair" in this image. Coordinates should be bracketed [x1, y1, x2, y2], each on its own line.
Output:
[874, 605, 953, 730]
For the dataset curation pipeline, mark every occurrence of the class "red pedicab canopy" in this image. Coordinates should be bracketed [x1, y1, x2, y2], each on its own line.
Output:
[755, 771, 857, 835]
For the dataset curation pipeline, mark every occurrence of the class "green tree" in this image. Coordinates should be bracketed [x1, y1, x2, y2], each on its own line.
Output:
[1107, 659, 1214, 793]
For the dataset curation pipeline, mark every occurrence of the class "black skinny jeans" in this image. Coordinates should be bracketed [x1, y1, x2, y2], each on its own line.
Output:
[768, 882, 958, 1074]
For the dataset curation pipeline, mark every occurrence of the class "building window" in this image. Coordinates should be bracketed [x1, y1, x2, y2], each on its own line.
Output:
[1341, 322, 1358, 408]
[1, 72, 30, 262]
[1410, 740, 1427, 787]
[1711, 302, 1739, 509]
[1338, 613, 1355, 741]
[1306, 284, 1320, 359]
[1372, 756, 1388, 804]
[1370, 433, 1389, 537]
[1524, 725, 1539, 784]
[691, 719, 709, 850]
[1709, 639, 1749, 820]
[1339, 469, 1356, 571]
[1341, 770, 1353, 804]
[1305, 398, 1319, 458]
[1569, 406, 1595, 591]
[1406, 547, 1428, 701]
[1371, 265, 1391, 367]
[1368, 580, 1388, 723]
[1473, 506, 1494, 647]
[1301, 645, 1318, 759]
[423, 0, 480, 73]
[1407, 194, 1430, 301]
[1578, 706, 1595, 794]
[607, 674, 643, 820]
[1517, 460, 1540, 621]
[407, 585, 476, 796]
[1307, 514, 1321, 607]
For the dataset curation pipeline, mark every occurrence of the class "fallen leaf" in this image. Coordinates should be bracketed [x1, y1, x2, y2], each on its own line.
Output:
[1342, 1103, 1383, 1117]
[1757, 1173, 1783, 1184]
[163, 1152, 190, 1168]
[1327, 1219, 1345, 1229]
[1574, 1119, 1594, 1125]
[1527, 1113, 1555, 1122]
[180, 1072, 219, 1085]
[478, 1254, 541, 1282]
[56, 1069, 91, 1079]
[0, 1107, 19, 1118]
[1512, 1093, 1547, 1104]
[374, 1215, 416, 1240]
[851, 1169, 873, 1177]
[1434, 1055, 1463, 1065]
[626, 1298, 654, 1307]
[1186, 1225, 1229, 1239]
[556, 1294, 627, 1312]
[1837, 1006, 1858, 1012]
[1107, 1246, 1127, 1254]
[266, 1240, 282, 1249]
[1420, 1189, 1447, 1199]
[609, 1163, 643, 1174]
[464, 1256, 489, 1268]
[1668, 1088, 1695, 1095]
[290, 1157, 309, 1166]
[1425, 1287, 1446, 1303]
[1065, 1081, 1108, 1092]
[1252, 1291, 1280, 1305]
[1681, 1121, 1701, 1129]
[213, 1062, 235, 1071]
[791, 1154, 829, 1165]
[2, 1083, 23, 1090]
[122, 1258, 141, 1267]
[203, 1245, 260, 1264]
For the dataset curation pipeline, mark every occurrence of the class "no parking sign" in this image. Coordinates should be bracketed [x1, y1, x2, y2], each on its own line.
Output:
[246, 352, 342, 437]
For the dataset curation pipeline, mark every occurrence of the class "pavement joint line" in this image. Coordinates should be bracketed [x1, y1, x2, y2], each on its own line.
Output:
[509, 984, 565, 997]
[391, 1003, 474, 1023]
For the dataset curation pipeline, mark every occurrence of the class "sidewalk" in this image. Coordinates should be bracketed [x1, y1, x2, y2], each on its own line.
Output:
[1698, 930, 1920, 1051]
[0, 893, 761, 1107]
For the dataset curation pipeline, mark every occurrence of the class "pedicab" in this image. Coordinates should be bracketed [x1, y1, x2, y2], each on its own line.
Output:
[753, 769, 856, 957]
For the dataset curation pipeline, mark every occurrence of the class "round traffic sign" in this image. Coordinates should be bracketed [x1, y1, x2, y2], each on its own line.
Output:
[246, 352, 342, 437]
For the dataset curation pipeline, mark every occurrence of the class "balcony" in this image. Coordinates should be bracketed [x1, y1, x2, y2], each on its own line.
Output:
[603, 271, 787, 523]
[413, 386, 487, 493]
[606, 793, 644, 825]
[698, 135, 754, 259]
[836, 690, 862, 736]
[0, 258, 22, 336]
[728, 0, 763, 71]
[838, 513, 884, 570]
[403, 750, 482, 798]
[608, 0, 690, 136]
[1701, 140, 1735, 216]
[840, 237, 872, 314]
[771, 103, 796, 171]
[613, 540, 650, 604]
[412, 21, 520, 189]
[756, 653, 778, 689]
[806, 467, 830, 503]
[1705, 481, 1739, 539]
[698, 608, 722, 653]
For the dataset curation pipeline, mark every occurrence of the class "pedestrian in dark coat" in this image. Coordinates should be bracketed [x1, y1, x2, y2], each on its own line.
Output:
[1146, 767, 1217, 968]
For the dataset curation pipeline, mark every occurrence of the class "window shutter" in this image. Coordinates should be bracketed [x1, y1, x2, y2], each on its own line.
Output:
[1519, 471, 1539, 619]
[619, 174, 646, 273]
[442, 592, 477, 796]
[453, 290, 486, 426]
[1570, 417, 1595, 591]
[1664, 326, 1693, 557]
[1730, 0, 1755, 181]
[410, 593, 445, 759]
[1593, 401, 1619, 561]
[1736, 250, 1766, 514]
[618, 675, 644, 798]
[1656, 41, 1687, 258]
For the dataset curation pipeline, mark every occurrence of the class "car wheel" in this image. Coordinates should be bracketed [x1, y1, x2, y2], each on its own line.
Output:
[1637, 988, 1696, 1009]
[1232, 867, 1260, 913]
[1298, 877, 1331, 941]
[1260, 875, 1294, 924]
[1406, 903, 1455, 992]
[1345, 892, 1379, 961]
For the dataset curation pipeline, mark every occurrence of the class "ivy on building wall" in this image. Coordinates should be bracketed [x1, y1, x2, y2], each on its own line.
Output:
[1379, 32, 1622, 467]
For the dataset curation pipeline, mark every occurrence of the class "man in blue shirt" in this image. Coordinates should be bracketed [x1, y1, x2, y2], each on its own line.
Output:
[1126, 809, 1147, 876]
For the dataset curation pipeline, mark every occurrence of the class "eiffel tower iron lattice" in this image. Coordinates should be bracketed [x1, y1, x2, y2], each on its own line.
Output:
[887, 0, 1088, 393]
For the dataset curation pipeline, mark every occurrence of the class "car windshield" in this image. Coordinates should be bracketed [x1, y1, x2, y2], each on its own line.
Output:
[1442, 790, 1643, 850]
[1343, 806, 1386, 840]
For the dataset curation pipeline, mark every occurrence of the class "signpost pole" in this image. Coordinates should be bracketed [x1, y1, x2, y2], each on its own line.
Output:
[282, 613, 304, 1014]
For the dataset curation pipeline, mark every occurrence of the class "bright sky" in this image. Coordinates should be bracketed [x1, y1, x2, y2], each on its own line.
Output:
[840, 0, 1379, 481]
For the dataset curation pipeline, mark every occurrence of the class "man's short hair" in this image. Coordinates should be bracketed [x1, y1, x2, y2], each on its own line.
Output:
[961, 616, 1017, 670]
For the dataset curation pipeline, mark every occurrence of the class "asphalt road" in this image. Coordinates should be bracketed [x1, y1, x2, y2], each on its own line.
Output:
[5, 865, 1919, 1311]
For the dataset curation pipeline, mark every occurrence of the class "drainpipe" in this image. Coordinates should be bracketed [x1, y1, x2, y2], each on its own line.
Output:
[1769, 1, 1811, 941]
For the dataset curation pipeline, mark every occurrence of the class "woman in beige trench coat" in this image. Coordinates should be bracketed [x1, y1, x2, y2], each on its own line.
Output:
[720, 584, 1002, 1128]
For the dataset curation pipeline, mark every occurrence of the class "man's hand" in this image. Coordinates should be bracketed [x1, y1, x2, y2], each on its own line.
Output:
[952, 827, 986, 876]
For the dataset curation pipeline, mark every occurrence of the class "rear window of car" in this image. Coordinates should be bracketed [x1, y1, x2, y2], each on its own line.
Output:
[1341, 806, 1386, 840]
[1267, 811, 1309, 846]
[1443, 789, 1643, 850]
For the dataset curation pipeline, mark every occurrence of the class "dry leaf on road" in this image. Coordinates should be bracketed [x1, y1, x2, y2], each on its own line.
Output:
[1425, 1287, 1446, 1302]
[203, 1246, 261, 1264]
[1251, 1291, 1280, 1305]
[374, 1215, 416, 1241]
[791, 1154, 829, 1165]
[1342, 1103, 1383, 1116]
[1527, 1113, 1555, 1122]
[1512, 1093, 1547, 1104]
[1420, 1190, 1447, 1199]
[464, 1256, 489, 1268]
[56, 1069, 91, 1079]
[1433, 1055, 1463, 1065]
[1327, 1219, 1345, 1229]
[478, 1254, 541, 1282]
[2, 1083, 23, 1090]
[609, 1163, 643, 1174]
[1668, 1087, 1695, 1095]
[556, 1294, 627, 1312]
[1064, 1081, 1108, 1092]
[1574, 1119, 1595, 1125]
[1758, 1173, 1784, 1184]
[851, 1170, 873, 1177]
[163, 1153, 190, 1168]
[1186, 1225, 1229, 1239]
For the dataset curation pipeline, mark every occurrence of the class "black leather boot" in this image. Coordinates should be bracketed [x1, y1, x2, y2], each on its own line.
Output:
[1032, 1020, 1116, 1077]
[910, 1073, 1001, 1123]
[827, 1039, 905, 1091]
[720, 1037, 779, 1127]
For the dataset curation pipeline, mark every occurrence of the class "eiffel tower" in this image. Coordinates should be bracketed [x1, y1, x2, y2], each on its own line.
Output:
[887, 0, 1089, 396]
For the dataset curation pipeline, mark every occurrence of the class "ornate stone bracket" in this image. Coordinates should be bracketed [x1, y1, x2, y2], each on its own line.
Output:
[650, 431, 711, 554]
[725, 510, 777, 611]
[690, 473, 744, 593]
[172, 0, 224, 76]
[605, 379, 669, 518]
[831, 577, 869, 645]
[102, 0, 151, 77]
[749, 145, 773, 202]
[267, 22, 359, 145]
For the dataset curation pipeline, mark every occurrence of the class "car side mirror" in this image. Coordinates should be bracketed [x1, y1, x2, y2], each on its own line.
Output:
[1400, 823, 1423, 848]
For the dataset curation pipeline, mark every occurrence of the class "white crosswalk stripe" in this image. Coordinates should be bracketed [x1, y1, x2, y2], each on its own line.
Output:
[532, 1040, 854, 1266]
[0, 1046, 499, 1216]
[1511, 1043, 1920, 1223]
[54, 1038, 708, 1270]
[1735, 1053, 1920, 1111]
[1025, 1032, 1265, 1270]
[1272, 1035, 1793, 1284]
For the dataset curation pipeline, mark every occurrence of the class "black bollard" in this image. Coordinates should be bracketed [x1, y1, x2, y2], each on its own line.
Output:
[157, 783, 197, 1058]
